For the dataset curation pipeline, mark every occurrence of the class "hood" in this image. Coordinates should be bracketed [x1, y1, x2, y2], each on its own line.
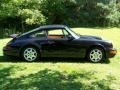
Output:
[80, 35, 102, 40]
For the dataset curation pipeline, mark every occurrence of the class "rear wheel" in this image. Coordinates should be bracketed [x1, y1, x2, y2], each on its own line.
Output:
[88, 47, 105, 63]
[22, 47, 39, 62]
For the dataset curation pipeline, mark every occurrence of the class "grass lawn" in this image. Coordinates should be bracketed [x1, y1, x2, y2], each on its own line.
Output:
[0, 28, 120, 90]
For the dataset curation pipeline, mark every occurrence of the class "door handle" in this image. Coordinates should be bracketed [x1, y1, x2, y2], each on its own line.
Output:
[48, 41, 55, 45]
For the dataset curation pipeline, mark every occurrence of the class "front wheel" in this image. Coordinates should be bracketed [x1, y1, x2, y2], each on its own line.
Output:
[22, 47, 39, 62]
[88, 48, 105, 63]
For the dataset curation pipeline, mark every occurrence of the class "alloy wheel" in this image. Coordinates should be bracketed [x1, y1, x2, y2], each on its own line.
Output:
[23, 47, 38, 61]
[89, 48, 104, 63]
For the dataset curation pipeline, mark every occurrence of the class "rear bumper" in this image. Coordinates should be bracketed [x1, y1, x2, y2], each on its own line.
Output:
[106, 48, 117, 58]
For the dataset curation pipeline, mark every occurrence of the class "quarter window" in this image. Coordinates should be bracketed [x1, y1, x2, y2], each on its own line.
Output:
[32, 30, 46, 38]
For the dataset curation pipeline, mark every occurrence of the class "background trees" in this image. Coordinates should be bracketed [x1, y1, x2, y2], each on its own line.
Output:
[0, 0, 120, 38]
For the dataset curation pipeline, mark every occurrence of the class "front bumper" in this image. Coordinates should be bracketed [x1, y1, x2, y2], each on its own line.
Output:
[3, 45, 19, 57]
[106, 48, 117, 58]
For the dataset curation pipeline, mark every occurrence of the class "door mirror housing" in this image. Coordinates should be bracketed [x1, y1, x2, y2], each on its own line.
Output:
[67, 35, 74, 41]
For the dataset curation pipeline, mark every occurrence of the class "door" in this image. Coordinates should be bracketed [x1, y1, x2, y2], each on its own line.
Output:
[42, 28, 84, 57]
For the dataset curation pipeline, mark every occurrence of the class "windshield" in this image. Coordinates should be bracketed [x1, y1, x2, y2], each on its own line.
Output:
[65, 27, 80, 39]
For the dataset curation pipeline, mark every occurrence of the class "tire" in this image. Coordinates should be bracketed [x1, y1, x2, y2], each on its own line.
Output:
[87, 47, 105, 63]
[21, 46, 40, 62]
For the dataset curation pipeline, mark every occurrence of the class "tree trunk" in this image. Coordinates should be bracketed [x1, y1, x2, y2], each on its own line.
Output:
[21, 20, 25, 33]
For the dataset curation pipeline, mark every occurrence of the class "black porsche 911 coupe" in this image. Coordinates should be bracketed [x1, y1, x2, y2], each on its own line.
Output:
[3, 25, 117, 62]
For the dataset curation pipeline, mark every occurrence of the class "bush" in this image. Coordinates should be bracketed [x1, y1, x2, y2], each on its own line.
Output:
[41, 0, 120, 27]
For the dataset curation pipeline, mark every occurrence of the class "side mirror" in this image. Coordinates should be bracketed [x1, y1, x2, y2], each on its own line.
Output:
[67, 35, 74, 41]
[29, 35, 36, 38]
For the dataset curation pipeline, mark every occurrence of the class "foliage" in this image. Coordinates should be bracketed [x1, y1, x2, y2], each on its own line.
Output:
[106, 0, 120, 26]
[40, 0, 120, 26]
[18, 9, 46, 25]
[0, 0, 120, 38]
[0, 0, 46, 27]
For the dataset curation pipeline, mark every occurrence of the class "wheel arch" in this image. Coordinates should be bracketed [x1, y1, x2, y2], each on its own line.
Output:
[86, 44, 107, 59]
[19, 43, 42, 56]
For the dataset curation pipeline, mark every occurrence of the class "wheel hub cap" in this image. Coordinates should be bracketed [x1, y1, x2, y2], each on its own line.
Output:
[90, 49, 103, 62]
[24, 48, 37, 61]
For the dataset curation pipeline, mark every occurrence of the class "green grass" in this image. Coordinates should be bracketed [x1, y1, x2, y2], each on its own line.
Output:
[0, 28, 120, 90]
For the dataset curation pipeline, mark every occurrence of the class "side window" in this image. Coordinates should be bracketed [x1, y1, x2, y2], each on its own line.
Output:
[47, 29, 67, 39]
[32, 30, 46, 38]
[48, 29, 63, 35]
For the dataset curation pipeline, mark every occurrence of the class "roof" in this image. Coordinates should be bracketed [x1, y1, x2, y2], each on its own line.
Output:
[20, 25, 68, 36]
[39, 25, 67, 29]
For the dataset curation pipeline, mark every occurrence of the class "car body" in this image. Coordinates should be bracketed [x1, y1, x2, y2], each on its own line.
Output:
[3, 25, 117, 62]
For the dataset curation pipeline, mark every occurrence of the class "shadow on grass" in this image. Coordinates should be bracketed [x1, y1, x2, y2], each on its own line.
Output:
[0, 55, 110, 64]
[0, 65, 114, 90]
[0, 56, 21, 62]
